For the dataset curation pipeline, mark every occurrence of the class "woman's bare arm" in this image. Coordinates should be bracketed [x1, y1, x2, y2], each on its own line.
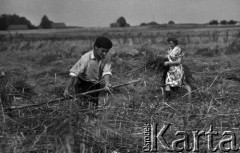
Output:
[164, 57, 182, 66]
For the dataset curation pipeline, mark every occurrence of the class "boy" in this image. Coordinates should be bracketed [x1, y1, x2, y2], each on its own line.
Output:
[64, 36, 113, 109]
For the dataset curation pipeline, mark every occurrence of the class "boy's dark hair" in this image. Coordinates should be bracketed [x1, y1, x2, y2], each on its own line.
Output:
[167, 38, 178, 46]
[94, 36, 113, 49]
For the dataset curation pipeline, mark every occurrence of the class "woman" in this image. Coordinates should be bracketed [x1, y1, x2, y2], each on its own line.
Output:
[164, 38, 191, 100]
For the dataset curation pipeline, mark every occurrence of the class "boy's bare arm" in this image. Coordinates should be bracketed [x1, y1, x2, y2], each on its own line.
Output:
[104, 74, 112, 90]
[64, 76, 76, 97]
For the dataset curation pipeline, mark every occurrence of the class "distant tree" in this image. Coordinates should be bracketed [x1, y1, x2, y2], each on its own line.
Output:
[140, 21, 159, 26]
[209, 20, 218, 25]
[0, 14, 8, 30]
[39, 15, 53, 29]
[140, 23, 147, 26]
[148, 21, 158, 26]
[228, 20, 237, 25]
[220, 20, 227, 25]
[116, 16, 127, 27]
[110, 16, 130, 27]
[0, 14, 36, 30]
[168, 20, 175, 24]
[110, 23, 119, 27]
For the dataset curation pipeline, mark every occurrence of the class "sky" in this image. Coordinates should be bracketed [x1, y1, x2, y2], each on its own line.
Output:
[0, 0, 240, 27]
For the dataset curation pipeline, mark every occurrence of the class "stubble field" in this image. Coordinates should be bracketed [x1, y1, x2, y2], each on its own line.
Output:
[0, 26, 240, 152]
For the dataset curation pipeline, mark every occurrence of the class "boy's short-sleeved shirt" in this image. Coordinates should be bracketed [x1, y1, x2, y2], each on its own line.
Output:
[70, 50, 112, 83]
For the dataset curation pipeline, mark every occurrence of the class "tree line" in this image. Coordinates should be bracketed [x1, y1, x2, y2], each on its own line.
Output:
[0, 14, 56, 30]
[0, 14, 36, 30]
[209, 19, 237, 25]
[0, 14, 238, 30]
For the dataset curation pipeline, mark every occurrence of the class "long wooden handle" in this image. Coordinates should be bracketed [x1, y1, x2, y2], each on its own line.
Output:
[9, 79, 141, 111]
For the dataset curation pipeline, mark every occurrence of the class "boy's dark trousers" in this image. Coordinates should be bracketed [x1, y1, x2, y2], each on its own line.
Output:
[74, 78, 101, 109]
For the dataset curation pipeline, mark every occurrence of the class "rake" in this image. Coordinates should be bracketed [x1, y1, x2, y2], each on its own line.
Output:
[8, 78, 142, 111]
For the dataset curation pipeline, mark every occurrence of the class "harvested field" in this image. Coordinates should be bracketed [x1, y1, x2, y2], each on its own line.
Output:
[0, 26, 240, 152]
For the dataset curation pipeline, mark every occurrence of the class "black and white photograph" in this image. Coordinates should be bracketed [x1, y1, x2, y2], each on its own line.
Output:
[0, 0, 240, 152]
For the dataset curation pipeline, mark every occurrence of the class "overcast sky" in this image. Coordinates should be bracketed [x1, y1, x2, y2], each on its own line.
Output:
[0, 0, 240, 27]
